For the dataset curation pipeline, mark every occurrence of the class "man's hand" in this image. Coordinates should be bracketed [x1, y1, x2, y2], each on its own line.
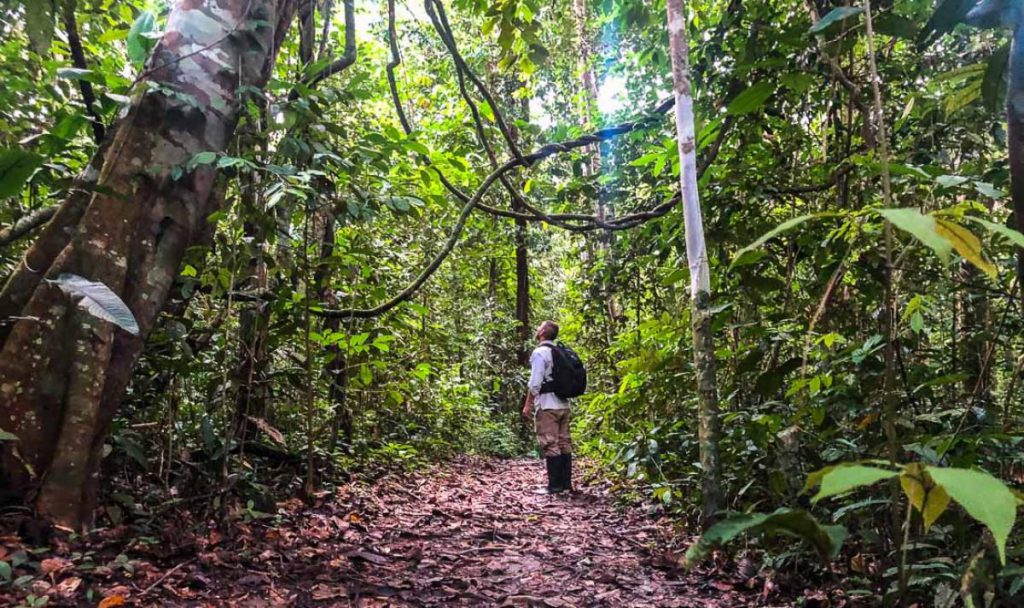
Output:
[521, 393, 534, 419]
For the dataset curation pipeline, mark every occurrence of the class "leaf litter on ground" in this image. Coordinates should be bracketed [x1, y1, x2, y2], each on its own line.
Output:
[0, 457, 837, 606]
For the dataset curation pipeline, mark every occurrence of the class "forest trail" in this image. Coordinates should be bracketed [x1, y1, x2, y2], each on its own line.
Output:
[108, 458, 765, 607]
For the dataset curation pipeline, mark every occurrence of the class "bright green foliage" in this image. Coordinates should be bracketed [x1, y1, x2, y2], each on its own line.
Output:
[928, 467, 1018, 564]
[1, 0, 1024, 602]
[126, 11, 157, 66]
[877, 208, 954, 264]
[811, 465, 898, 503]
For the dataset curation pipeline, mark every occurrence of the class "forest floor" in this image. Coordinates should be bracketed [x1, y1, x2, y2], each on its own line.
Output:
[0, 457, 813, 607]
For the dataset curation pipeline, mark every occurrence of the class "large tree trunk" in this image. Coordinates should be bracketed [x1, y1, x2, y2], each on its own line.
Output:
[665, 0, 723, 525]
[0, 0, 295, 530]
[1008, 28, 1024, 306]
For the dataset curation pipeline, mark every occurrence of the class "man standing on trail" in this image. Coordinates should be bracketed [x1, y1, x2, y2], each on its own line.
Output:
[522, 320, 574, 495]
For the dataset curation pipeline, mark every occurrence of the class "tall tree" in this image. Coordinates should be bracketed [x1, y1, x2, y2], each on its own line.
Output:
[665, 0, 722, 524]
[0, 0, 296, 529]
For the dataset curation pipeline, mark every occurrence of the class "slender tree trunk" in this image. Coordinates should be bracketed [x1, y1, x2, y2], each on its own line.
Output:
[573, 0, 621, 344]
[233, 109, 271, 440]
[665, 0, 722, 525]
[959, 262, 993, 410]
[317, 215, 352, 454]
[0, 0, 295, 529]
[513, 111, 530, 366]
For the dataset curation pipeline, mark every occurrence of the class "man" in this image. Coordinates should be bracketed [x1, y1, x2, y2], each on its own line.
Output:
[521, 320, 572, 494]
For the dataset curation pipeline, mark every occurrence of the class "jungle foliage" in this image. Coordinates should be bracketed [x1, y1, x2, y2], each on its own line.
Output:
[1, 0, 1024, 605]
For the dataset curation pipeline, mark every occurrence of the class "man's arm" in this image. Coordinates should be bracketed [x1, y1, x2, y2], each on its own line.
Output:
[522, 391, 535, 418]
[523, 349, 545, 418]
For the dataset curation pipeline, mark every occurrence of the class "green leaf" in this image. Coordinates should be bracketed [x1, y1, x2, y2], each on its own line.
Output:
[729, 214, 834, 270]
[23, 0, 54, 55]
[189, 151, 218, 167]
[910, 311, 924, 333]
[114, 435, 149, 470]
[813, 465, 898, 503]
[0, 428, 17, 441]
[0, 149, 43, 199]
[927, 467, 1017, 564]
[479, 102, 495, 122]
[730, 249, 767, 269]
[876, 208, 952, 264]
[128, 11, 158, 65]
[944, 77, 983, 115]
[726, 81, 775, 115]
[685, 508, 846, 567]
[964, 216, 1024, 248]
[874, 13, 919, 39]
[55, 67, 104, 84]
[982, 43, 1010, 112]
[779, 72, 814, 95]
[47, 274, 140, 335]
[661, 268, 688, 286]
[973, 181, 1005, 199]
[809, 7, 863, 34]
[406, 141, 430, 156]
[935, 175, 970, 189]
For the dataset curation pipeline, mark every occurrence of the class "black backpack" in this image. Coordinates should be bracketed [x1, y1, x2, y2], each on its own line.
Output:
[540, 342, 587, 400]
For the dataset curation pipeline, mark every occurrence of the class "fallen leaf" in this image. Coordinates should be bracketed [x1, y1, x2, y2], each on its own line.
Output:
[98, 595, 125, 608]
[346, 550, 390, 565]
[55, 575, 82, 597]
[39, 557, 72, 575]
[310, 583, 349, 600]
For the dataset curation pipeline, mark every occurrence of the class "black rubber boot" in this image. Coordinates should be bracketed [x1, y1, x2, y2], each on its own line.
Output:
[534, 456, 563, 494]
[561, 453, 573, 493]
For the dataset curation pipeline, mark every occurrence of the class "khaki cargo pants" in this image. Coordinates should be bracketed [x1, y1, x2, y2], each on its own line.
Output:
[535, 408, 572, 457]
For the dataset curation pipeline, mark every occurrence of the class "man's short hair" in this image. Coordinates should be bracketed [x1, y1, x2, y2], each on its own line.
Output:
[540, 320, 559, 340]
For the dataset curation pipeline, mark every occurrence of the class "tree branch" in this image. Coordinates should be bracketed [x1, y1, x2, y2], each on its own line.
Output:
[315, 100, 678, 318]
[290, 0, 355, 99]
[426, 0, 524, 162]
[0, 207, 58, 250]
[61, 1, 104, 143]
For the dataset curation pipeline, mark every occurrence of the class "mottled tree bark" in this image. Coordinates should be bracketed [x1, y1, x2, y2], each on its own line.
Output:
[665, 0, 723, 525]
[0, 0, 295, 529]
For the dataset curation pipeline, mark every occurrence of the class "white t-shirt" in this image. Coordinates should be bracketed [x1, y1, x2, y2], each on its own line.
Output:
[528, 341, 569, 410]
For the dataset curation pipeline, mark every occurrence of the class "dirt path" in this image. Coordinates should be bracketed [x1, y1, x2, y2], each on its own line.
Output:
[2, 457, 776, 606]
[259, 458, 754, 607]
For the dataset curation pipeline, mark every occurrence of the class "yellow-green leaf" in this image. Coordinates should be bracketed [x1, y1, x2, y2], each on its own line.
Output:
[935, 219, 997, 278]
[899, 463, 950, 530]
